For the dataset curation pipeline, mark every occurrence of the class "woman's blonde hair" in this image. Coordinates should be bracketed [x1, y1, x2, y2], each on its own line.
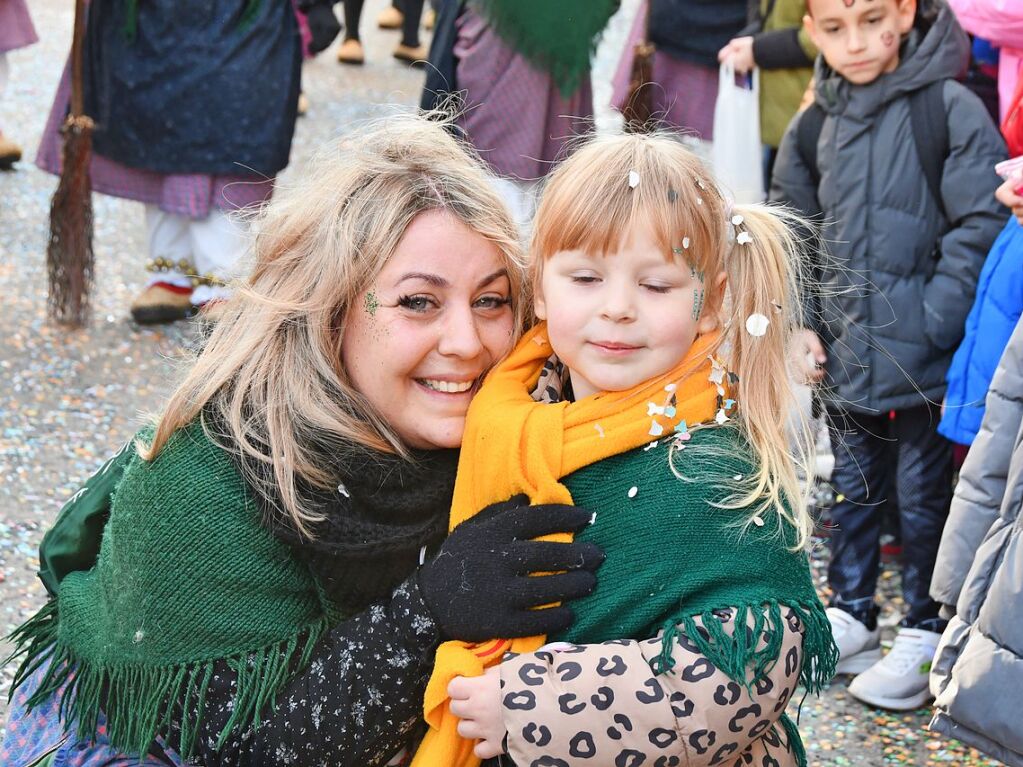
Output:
[531, 132, 816, 549]
[141, 115, 526, 536]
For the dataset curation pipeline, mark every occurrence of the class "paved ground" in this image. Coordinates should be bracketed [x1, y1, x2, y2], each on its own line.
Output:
[0, 1, 1003, 764]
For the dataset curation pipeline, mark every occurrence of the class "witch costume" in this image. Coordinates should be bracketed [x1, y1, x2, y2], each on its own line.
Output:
[35, 0, 302, 321]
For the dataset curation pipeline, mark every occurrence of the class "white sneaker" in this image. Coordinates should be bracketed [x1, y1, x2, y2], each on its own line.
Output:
[827, 607, 882, 675]
[848, 628, 941, 710]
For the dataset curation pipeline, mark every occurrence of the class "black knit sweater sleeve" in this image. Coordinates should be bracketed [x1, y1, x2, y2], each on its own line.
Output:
[752, 27, 814, 70]
[188, 576, 438, 767]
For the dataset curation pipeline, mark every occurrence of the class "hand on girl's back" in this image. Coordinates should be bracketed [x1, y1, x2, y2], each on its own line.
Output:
[418, 494, 604, 642]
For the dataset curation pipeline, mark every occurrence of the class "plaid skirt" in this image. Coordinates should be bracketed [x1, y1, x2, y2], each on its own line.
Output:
[453, 7, 594, 181]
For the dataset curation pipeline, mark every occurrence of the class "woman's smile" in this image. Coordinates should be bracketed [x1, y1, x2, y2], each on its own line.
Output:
[415, 376, 481, 395]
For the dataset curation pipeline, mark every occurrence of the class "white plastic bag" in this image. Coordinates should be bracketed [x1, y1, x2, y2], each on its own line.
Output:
[711, 63, 765, 204]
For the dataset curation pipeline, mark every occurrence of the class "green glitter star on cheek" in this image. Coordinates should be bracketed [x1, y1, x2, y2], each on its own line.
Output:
[364, 290, 380, 316]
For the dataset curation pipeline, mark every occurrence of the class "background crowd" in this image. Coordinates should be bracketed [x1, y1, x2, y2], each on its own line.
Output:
[1, 0, 1022, 765]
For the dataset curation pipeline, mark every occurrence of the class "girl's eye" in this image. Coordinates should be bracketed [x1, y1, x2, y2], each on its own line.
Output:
[474, 295, 512, 311]
[570, 274, 600, 285]
[397, 294, 438, 313]
[643, 284, 672, 294]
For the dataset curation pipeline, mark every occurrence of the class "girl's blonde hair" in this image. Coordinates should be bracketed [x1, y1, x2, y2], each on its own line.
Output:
[531, 132, 815, 549]
[141, 115, 526, 536]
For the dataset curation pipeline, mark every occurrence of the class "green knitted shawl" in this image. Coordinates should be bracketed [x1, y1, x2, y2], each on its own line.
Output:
[7, 421, 330, 758]
[554, 425, 837, 766]
[473, 0, 619, 98]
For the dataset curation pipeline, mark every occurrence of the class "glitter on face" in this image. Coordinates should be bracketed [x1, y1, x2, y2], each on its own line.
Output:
[364, 290, 380, 316]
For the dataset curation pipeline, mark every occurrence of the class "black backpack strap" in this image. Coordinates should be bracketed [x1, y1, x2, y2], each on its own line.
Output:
[795, 103, 826, 188]
[908, 80, 950, 216]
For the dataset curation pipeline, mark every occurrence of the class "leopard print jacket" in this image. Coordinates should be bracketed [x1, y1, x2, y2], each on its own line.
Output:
[498, 607, 803, 767]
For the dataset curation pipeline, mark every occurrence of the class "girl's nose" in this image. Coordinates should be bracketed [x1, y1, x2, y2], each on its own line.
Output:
[600, 281, 637, 322]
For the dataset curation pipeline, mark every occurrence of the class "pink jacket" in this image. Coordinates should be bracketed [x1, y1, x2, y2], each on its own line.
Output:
[949, 0, 1023, 119]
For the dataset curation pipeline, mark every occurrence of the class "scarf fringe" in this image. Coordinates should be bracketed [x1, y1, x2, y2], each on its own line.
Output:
[652, 599, 838, 695]
[6, 599, 329, 759]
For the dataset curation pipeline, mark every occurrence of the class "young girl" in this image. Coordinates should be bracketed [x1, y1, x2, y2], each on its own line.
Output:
[411, 133, 837, 767]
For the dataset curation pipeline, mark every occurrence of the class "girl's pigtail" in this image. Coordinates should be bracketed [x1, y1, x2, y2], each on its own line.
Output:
[722, 203, 816, 550]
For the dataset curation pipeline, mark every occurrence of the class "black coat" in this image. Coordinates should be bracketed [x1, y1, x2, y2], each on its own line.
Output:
[648, 0, 748, 68]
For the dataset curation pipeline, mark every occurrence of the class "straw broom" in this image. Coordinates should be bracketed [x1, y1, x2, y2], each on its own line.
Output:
[46, 0, 94, 327]
[621, 2, 654, 133]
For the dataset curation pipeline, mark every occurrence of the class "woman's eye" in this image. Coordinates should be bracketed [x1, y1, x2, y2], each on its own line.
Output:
[474, 295, 512, 310]
[397, 294, 437, 313]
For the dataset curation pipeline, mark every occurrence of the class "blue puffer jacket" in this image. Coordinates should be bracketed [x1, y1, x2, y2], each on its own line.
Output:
[939, 217, 1023, 445]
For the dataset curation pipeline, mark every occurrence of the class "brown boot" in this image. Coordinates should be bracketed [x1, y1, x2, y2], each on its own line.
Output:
[377, 6, 403, 29]
[0, 135, 22, 170]
[130, 283, 194, 324]
[337, 38, 365, 65]
[393, 43, 428, 65]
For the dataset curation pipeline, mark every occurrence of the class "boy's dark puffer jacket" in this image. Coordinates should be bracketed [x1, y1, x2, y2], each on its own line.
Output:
[770, 4, 1006, 414]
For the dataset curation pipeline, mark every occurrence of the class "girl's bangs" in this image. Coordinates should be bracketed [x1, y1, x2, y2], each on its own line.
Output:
[534, 138, 721, 275]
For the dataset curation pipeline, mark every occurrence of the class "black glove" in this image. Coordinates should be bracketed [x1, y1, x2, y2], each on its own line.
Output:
[418, 494, 604, 642]
[305, 3, 342, 55]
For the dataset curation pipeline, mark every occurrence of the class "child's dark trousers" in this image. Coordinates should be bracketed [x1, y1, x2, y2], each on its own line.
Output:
[826, 403, 952, 632]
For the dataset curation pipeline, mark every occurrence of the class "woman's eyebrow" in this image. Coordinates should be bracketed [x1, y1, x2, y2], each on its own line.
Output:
[395, 268, 509, 289]
[397, 272, 448, 287]
[477, 268, 509, 289]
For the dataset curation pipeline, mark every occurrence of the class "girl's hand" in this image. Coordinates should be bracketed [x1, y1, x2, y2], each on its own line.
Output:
[717, 36, 756, 74]
[449, 667, 506, 759]
[995, 176, 1023, 226]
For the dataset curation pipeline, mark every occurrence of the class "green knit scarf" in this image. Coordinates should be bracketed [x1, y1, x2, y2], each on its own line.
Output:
[473, 0, 619, 98]
[7, 421, 330, 758]
[554, 425, 837, 766]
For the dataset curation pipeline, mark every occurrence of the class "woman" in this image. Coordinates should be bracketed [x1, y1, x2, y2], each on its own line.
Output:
[1, 115, 603, 766]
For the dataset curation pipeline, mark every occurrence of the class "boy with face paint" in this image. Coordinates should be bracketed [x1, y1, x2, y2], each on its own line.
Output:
[771, 0, 1006, 710]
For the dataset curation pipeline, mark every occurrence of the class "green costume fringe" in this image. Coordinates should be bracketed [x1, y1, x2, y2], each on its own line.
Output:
[780, 712, 809, 767]
[473, 0, 618, 98]
[7, 599, 329, 758]
[6, 421, 335, 759]
[652, 600, 838, 693]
